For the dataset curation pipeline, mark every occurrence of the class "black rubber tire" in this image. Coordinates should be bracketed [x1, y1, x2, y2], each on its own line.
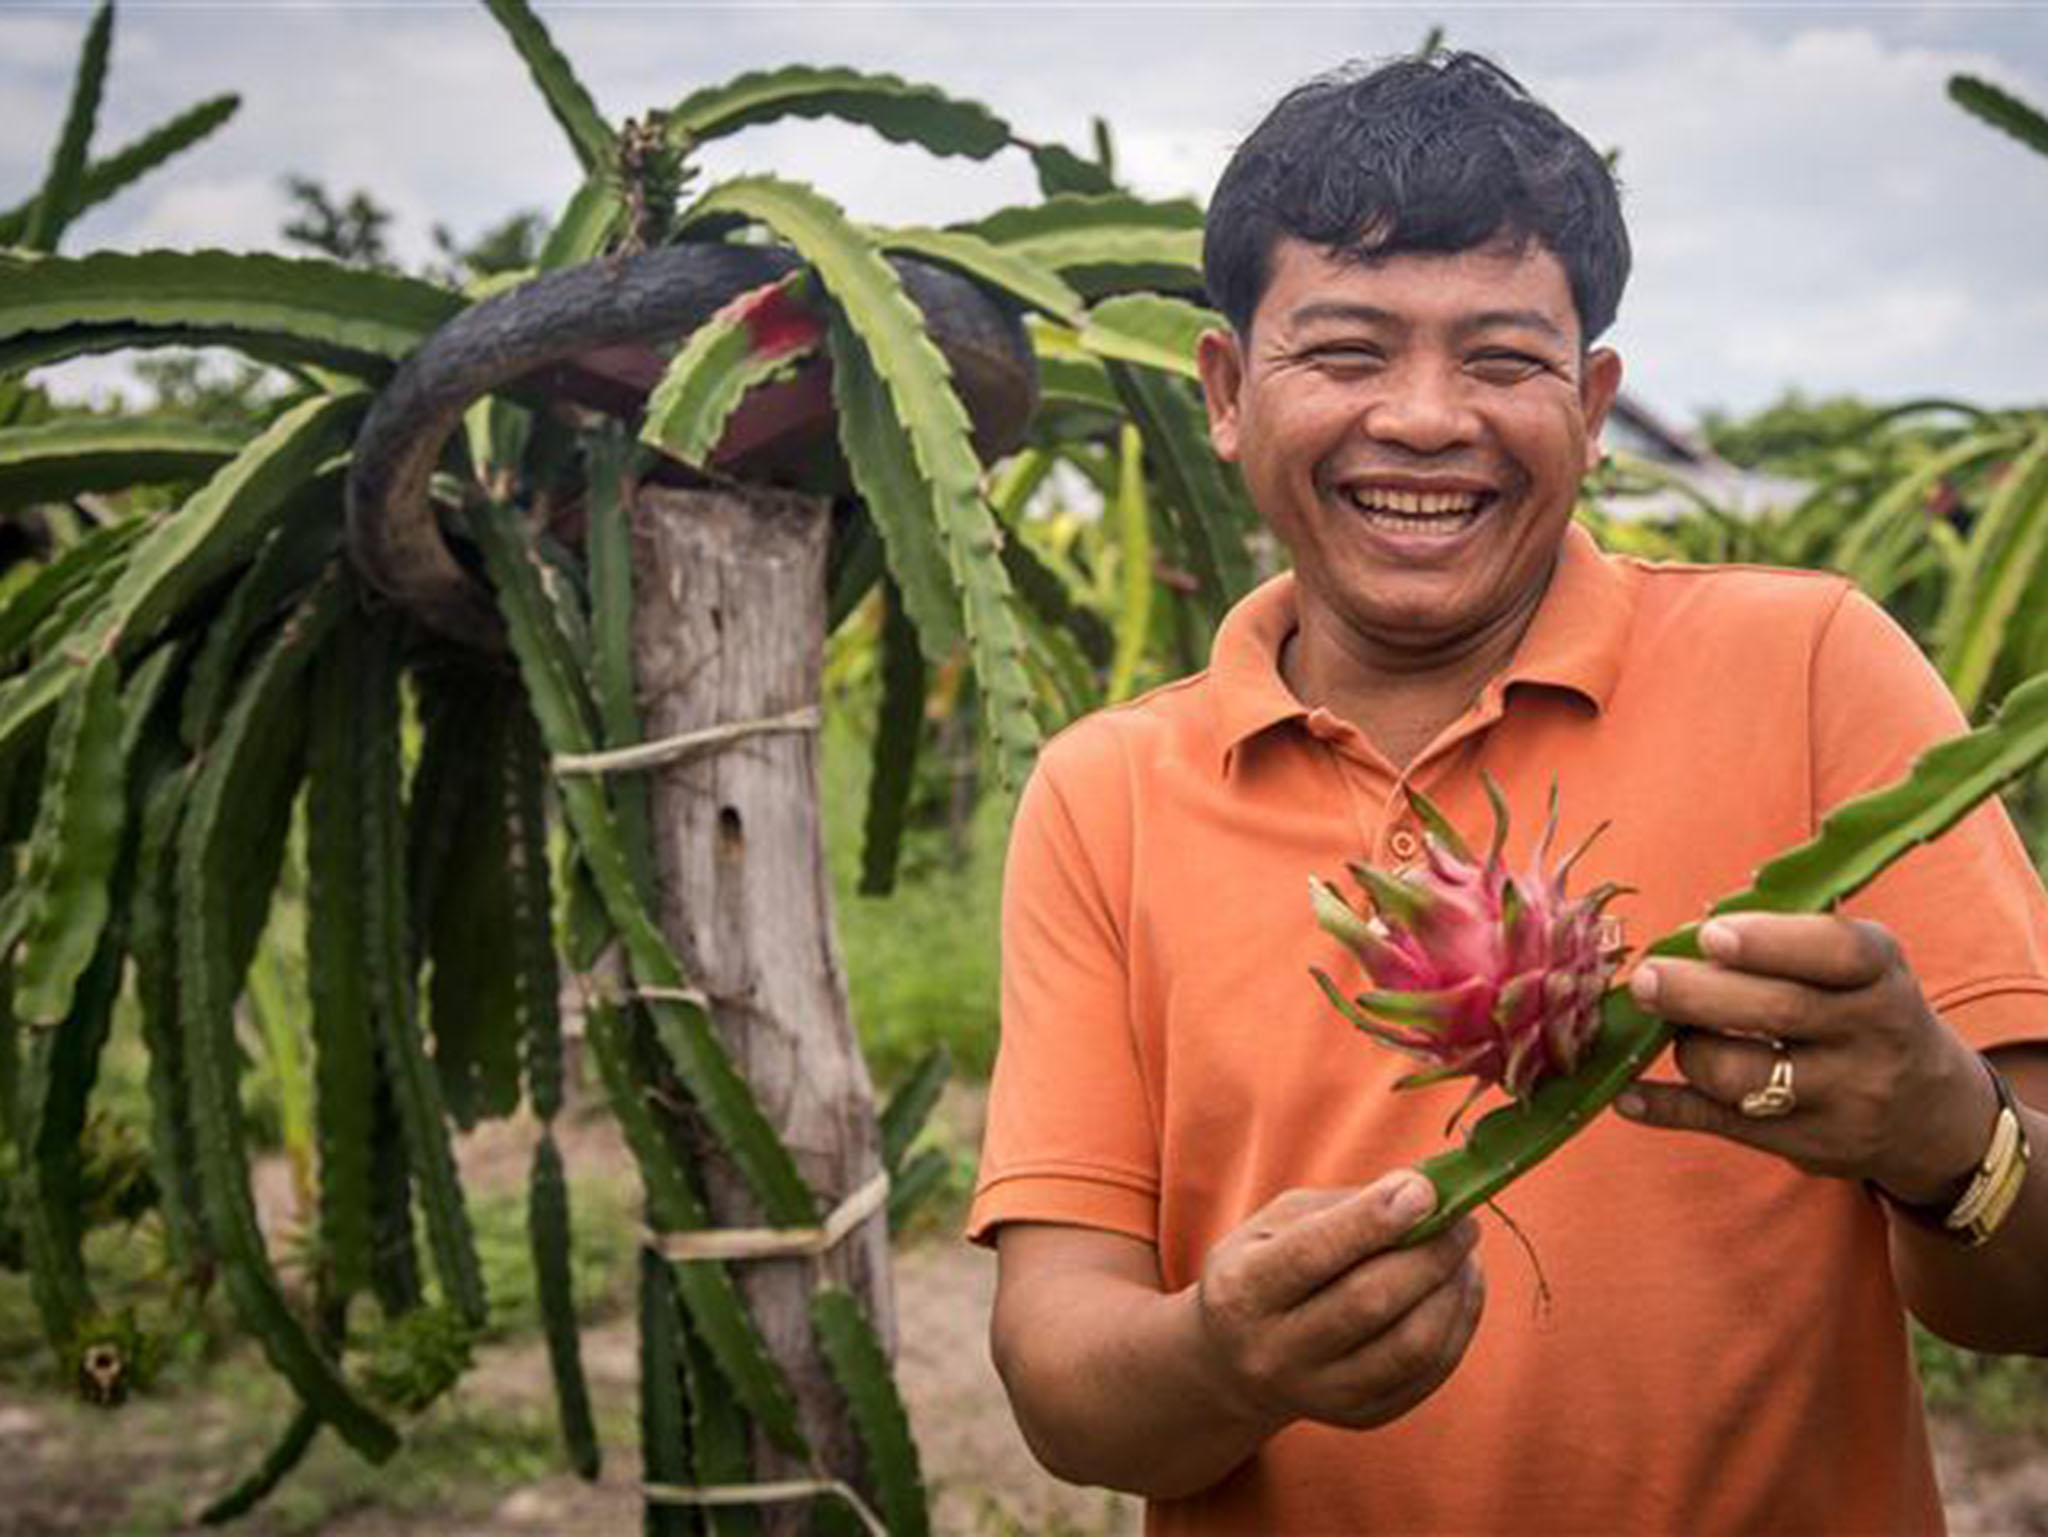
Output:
[345, 241, 1038, 648]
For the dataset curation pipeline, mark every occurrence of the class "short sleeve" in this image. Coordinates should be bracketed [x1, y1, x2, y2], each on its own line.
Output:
[1811, 589, 2048, 1050]
[966, 726, 1161, 1246]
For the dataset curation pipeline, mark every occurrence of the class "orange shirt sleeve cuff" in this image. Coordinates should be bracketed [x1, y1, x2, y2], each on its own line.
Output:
[965, 1170, 1159, 1248]
[1932, 978, 2048, 1055]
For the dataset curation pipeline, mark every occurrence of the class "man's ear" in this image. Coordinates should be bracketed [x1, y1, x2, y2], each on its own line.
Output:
[1196, 327, 1246, 462]
[1580, 346, 1624, 474]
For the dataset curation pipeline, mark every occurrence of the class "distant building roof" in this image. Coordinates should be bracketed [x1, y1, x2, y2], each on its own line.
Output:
[1601, 392, 1805, 521]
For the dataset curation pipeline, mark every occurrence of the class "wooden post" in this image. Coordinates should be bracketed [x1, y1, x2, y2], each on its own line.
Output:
[628, 481, 892, 1527]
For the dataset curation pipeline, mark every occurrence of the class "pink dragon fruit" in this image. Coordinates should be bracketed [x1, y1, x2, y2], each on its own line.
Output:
[1310, 778, 1626, 1128]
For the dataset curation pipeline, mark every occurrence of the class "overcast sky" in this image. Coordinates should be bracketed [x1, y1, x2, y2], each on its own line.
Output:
[5, 2, 2047, 422]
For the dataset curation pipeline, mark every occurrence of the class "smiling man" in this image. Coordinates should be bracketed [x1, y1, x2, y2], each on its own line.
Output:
[971, 50, 2048, 1534]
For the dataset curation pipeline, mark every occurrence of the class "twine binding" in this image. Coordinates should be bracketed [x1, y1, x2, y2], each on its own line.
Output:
[552, 705, 820, 776]
[644, 1171, 889, 1263]
[642, 1476, 888, 1536]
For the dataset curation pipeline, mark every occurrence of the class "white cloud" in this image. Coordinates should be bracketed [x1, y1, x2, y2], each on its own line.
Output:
[115, 171, 291, 253]
[1723, 285, 1975, 375]
[1553, 21, 2048, 411]
[6, 3, 2047, 416]
[0, 14, 90, 71]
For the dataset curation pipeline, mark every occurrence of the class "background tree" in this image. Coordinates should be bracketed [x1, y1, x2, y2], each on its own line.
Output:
[0, 1, 1246, 1529]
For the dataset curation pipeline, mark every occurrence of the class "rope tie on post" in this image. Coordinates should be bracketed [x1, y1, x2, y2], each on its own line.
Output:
[552, 705, 820, 776]
[638, 1174, 894, 1534]
[642, 1476, 889, 1536]
[571, 702, 880, 1530]
[641, 1170, 889, 1262]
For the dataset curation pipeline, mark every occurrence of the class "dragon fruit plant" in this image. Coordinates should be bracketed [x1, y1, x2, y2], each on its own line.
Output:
[1309, 779, 1624, 1130]
[1309, 668, 2048, 1247]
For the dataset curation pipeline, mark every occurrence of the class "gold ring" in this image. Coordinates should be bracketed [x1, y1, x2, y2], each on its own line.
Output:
[1739, 1045, 1797, 1120]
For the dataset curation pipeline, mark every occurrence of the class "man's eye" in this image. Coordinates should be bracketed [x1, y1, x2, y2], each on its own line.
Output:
[1467, 352, 1547, 383]
[1305, 345, 1384, 372]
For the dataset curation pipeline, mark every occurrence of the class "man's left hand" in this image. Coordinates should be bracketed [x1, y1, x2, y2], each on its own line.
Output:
[1615, 913, 1999, 1206]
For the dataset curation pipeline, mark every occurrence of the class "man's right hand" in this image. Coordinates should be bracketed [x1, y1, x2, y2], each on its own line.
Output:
[1194, 1171, 1486, 1433]
[990, 1170, 1483, 1499]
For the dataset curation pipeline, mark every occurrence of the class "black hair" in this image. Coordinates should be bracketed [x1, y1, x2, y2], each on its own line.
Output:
[1203, 51, 1630, 342]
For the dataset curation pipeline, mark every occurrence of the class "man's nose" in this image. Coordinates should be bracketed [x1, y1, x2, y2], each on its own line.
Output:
[1359, 367, 1478, 454]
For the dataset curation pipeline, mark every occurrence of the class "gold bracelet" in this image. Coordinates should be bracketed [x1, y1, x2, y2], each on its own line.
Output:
[1941, 1059, 2031, 1248]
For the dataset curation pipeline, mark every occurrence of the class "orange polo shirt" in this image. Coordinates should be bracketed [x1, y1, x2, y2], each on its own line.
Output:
[971, 523, 2048, 1535]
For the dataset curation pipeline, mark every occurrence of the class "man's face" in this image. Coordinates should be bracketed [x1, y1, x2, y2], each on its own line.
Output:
[1197, 236, 1622, 665]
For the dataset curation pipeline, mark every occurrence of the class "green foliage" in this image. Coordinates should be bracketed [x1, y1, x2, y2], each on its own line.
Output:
[1915, 1327, 2048, 1435]
[957, 192, 1205, 296]
[688, 174, 1043, 791]
[0, 94, 240, 251]
[528, 1131, 601, 1478]
[640, 271, 817, 466]
[13, 651, 126, 1026]
[669, 64, 1011, 159]
[1698, 390, 1896, 474]
[481, 0, 616, 175]
[358, 1302, 475, 1413]
[21, 0, 112, 253]
[580, 1000, 807, 1456]
[1076, 293, 1216, 378]
[1937, 425, 2048, 713]
[176, 579, 401, 1461]
[1106, 424, 1154, 703]
[431, 208, 548, 284]
[0, 251, 462, 384]
[814, 1287, 929, 1536]
[199, 1404, 322, 1525]
[822, 701, 1008, 1081]
[1594, 395, 2048, 731]
[127, 354, 283, 433]
[877, 226, 1085, 323]
[859, 582, 927, 896]
[304, 630, 378, 1299]
[471, 499, 817, 1226]
[1949, 74, 2048, 163]
[280, 176, 397, 270]
[0, 416, 241, 510]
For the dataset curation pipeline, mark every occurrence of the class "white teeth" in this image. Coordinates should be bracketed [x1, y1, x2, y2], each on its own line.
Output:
[1344, 487, 1485, 516]
[1359, 507, 1481, 534]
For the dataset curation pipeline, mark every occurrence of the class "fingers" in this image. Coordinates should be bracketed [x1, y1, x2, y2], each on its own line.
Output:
[1630, 959, 1813, 1043]
[1227, 1172, 1440, 1315]
[1197, 1175, 1485, 1432]
[1695, 914, 1896, 989]
[1629, 916, 1901, 1047]
[1671, 1027, 1805, 1111]
[1277, 1217, 1482, 1364]
[1615, 1076, 1798, 1149]
[1617, 1023, 1815, 1141]
[1206, 1220, 1484, 1431]
[1616, 915, 1988, 1198]
[1314, 1258, 1485, 1429]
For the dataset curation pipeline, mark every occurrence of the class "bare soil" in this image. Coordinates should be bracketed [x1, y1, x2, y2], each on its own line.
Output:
[1, 1090, 2041, 1535]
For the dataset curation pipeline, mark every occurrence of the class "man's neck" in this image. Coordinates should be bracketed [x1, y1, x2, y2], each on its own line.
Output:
[1279, 587, 1548, 772]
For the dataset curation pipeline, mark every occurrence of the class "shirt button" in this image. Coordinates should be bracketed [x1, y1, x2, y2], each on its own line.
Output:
[1389, 826, 1422, 861]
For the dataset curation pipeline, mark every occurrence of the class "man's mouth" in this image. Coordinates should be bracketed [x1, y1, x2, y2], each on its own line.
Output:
[1339, 484, 1495, 535]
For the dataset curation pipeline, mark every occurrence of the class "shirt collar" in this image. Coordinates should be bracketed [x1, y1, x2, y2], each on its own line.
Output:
[1207, 521, 1635, 773]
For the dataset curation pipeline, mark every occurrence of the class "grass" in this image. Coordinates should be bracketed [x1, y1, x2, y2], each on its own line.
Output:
[1916, 1327, 2048, 1437]
[0, 1151, 644, 1533]
[109, 1370, 616, 1537]
[464, 1157, 641, 1342]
